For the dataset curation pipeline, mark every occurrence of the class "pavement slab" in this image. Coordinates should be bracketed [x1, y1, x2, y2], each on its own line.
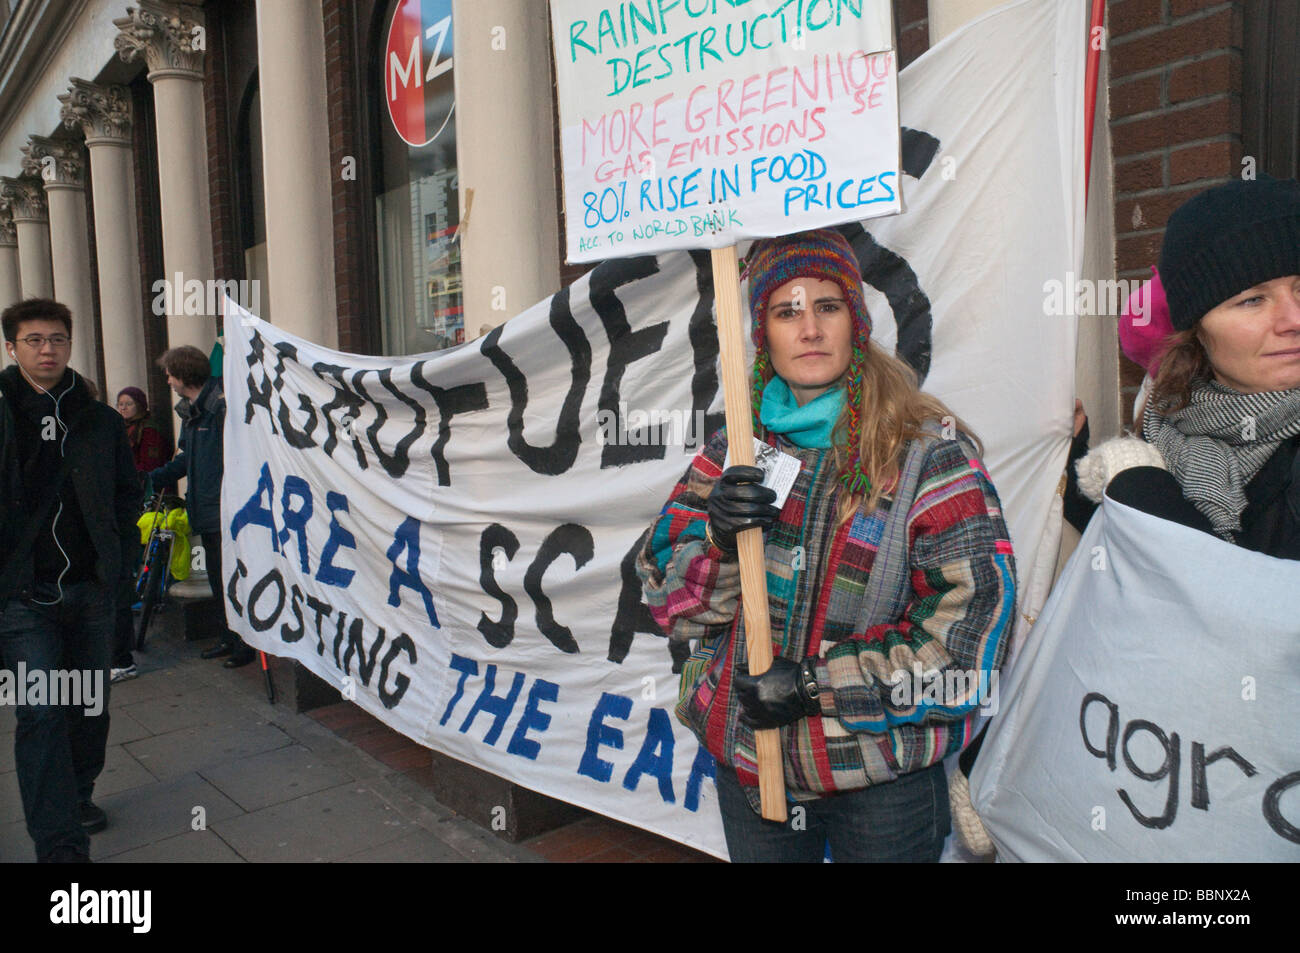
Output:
[93, 744, 157, 799]
[106, 707, 154, 746]
[105, 667, 209, 708]
[91, 772, 245, 860]
[199, 743, 354, 812]
[337, 829, 471, 863]
[106, 829, 246, 863]
[125, 720, 294, 781]
[0, 818, 32, 862]
[122, 684, 264, 735]
[210, 782, 418, 863]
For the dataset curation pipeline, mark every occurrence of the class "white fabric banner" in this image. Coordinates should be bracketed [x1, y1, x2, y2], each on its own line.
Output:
[971, 497, 1300, 862]
[221, 0, 1084, 858]
[550, 0, 901, 261]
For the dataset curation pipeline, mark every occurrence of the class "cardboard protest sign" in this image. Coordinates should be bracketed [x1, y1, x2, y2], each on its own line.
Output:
[550, 0, 901, 261]
[971, 497, 1300, 862]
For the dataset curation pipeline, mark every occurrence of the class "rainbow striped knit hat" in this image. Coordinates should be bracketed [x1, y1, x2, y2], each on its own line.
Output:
[744, 228, 873, 495]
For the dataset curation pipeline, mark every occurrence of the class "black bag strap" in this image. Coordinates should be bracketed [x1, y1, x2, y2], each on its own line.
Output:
[0, 453, 75, 611]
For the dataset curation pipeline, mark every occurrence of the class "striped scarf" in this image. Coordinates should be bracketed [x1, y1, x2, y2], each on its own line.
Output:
[1143, 380, 1300, 538]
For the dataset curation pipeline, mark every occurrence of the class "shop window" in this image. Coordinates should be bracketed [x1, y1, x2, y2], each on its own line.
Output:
[372, 0, 461, 355]
[237, 80, 270, 321]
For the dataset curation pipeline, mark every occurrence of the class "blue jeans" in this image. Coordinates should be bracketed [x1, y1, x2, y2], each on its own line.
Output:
[716, 763, 951, 862]
[0, 580, 113, 860]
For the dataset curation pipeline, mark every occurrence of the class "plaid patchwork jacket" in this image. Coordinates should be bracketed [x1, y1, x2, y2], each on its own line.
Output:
[636, 426, 1018, 810]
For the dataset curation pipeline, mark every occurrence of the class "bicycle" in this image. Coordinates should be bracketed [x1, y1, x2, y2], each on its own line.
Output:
[135, 492, 184, 651]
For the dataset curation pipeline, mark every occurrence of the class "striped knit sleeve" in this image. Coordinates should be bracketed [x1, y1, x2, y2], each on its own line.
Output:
[635, 430, 742, 644]
[813, 438, 1017, 732]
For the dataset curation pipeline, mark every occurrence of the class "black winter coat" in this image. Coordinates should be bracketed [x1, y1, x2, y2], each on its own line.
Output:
[0, 366, 140, 606]
[1068, 427, 1300, 561]
[1235, 433, 1300, 559]
[149, 377, 225, 535]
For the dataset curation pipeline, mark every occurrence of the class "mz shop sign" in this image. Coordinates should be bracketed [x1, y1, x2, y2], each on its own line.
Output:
[384, 0, 456, 148]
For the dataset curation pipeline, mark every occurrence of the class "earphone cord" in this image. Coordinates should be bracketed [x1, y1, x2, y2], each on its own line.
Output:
[24, 369, 77, 607]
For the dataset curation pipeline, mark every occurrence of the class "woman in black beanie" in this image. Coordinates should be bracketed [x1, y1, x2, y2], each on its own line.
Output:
[1076, 173, 1300, 559]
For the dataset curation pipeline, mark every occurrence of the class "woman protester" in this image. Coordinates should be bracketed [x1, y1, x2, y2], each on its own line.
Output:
[635, 229, 1017, 861]
[1075, 174, 1300, 559]
[116, 386, 170, 483]
[108, 386, 170, 683]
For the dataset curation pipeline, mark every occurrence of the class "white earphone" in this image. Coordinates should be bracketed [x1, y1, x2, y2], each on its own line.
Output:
[22, 366, 79, 605]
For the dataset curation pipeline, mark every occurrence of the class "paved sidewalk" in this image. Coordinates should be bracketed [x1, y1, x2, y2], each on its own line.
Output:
[0, 584, 716, 863]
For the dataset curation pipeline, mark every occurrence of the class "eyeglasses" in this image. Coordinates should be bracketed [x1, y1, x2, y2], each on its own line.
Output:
[16, 334, 71, 348]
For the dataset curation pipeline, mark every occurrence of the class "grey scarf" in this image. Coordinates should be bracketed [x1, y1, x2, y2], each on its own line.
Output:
[1143, 380, 1300, 538]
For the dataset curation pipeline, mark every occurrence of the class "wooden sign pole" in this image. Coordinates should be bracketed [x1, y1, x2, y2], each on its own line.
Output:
[710, 243, 787, 822]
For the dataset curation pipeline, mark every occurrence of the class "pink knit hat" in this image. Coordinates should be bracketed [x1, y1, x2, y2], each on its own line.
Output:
[1118, 267, 1174, 375]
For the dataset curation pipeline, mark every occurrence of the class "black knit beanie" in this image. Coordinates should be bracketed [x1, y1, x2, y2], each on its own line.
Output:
[1158, 173, 1300, 331]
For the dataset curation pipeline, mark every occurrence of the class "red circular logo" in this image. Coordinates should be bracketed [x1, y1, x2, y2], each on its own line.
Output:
[384, 0, 456, 148]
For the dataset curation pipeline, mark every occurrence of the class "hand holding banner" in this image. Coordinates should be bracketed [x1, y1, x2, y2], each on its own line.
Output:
[971, 498, 1300, 862]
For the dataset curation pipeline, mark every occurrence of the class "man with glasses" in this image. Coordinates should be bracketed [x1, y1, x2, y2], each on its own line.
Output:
[0, 298, 139, 862]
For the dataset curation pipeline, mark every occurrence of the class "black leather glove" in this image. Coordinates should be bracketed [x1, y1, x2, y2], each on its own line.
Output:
[736, 657, 820, 729]
[706, 465, 779, 555]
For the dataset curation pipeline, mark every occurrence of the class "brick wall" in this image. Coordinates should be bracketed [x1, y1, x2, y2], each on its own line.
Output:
[896, 0, 930, 70]
[1108, 0, 1245, 421]
[324, 0, 379, 355]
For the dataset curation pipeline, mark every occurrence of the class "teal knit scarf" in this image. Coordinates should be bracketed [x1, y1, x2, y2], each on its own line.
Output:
[759, 377, 844, 449]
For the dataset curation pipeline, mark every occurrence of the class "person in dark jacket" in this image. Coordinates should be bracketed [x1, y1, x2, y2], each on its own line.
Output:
[148, 345, 253, 666]
[108, 385, 169, 683]
[116, 385, 170, 480]
[1074, 174, 1300, 559]
[0, 298, 139, 862]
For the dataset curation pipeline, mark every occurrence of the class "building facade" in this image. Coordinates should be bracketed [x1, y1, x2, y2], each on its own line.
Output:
[2, 0, 1293, 440]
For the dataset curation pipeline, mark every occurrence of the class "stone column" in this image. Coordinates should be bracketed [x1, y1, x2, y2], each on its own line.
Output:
[927, 0, 1005, 42]
[0, 206, 18, 367]
[114, 1, 214, 354]
[0, 176, 54, 300]
[61, 79, 149, 401]
[453, 1, 561, 336]
[254, 0, 336, 346]
[22, 136, 101, 391]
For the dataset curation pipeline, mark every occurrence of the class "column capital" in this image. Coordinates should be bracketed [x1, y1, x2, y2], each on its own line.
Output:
[0, 176, 49, 223]
[20, 136, 86, 190]
[113, 1, 207, 78]
[59, 79, 134, 143]
[0, 204, 16, 246]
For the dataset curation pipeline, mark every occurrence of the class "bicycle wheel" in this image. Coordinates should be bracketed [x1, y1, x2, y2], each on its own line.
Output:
[136, 536, 173, 651]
